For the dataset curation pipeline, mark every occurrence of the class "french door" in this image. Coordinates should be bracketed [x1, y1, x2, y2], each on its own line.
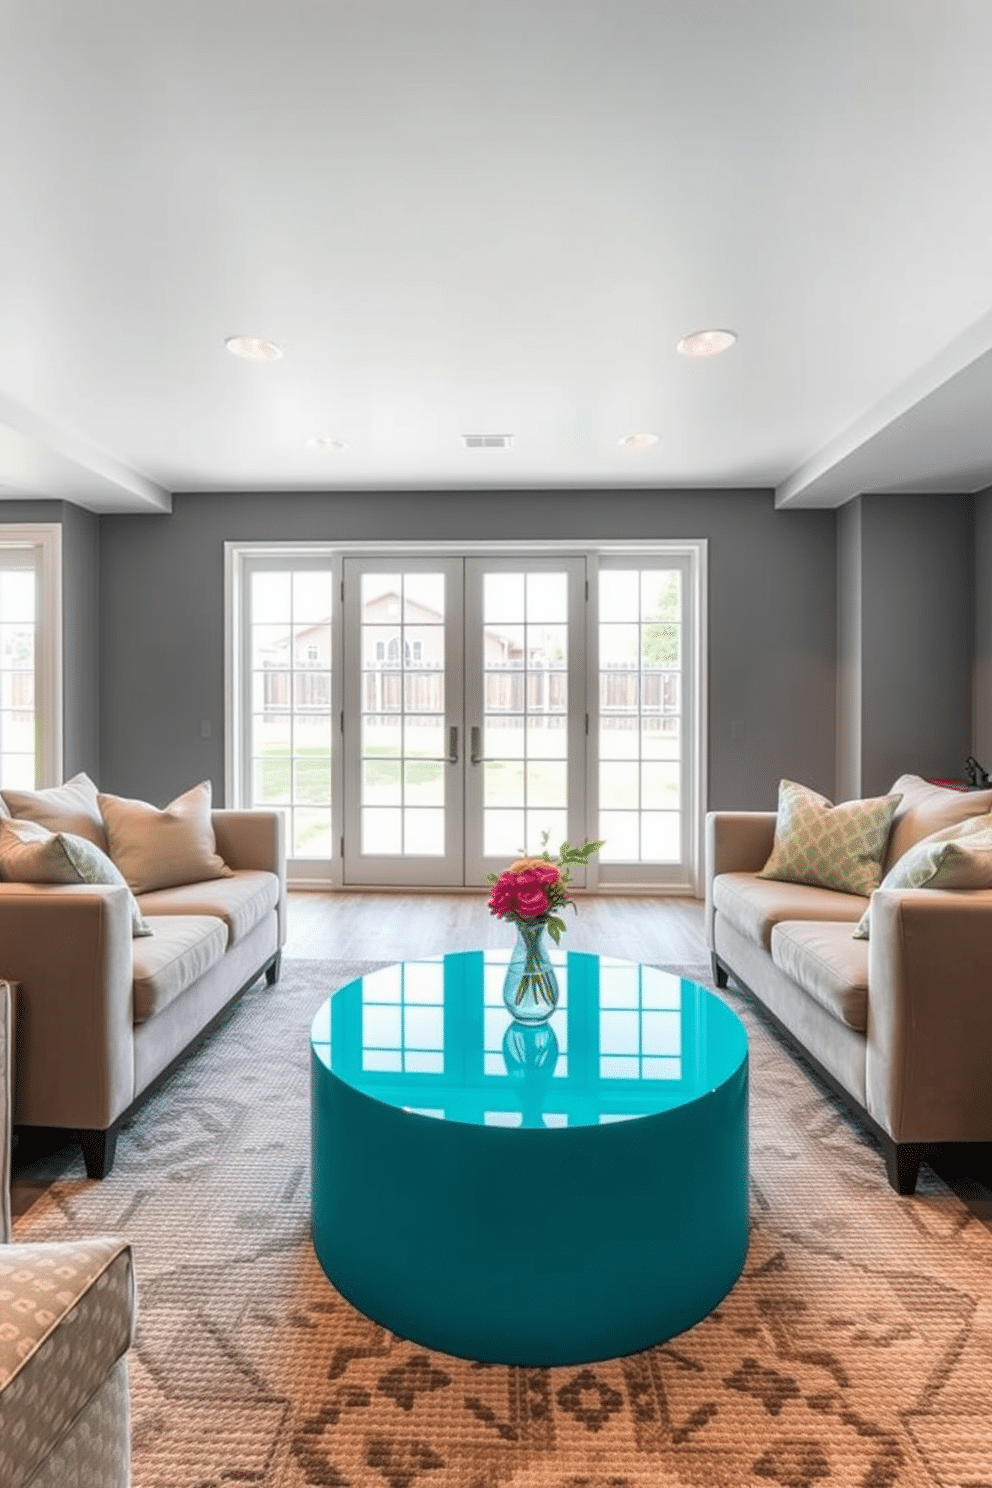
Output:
[341, 556, 586, 887]
[229, 540, 705, 893]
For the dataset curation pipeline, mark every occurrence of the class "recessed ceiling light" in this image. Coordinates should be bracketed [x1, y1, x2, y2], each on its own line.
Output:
[307, 436, 347, 452]
[462, 433, 513, 449]
[225, 335, 283, 362]
[619, 432, 659, 450]
[676, 328, 737, 358]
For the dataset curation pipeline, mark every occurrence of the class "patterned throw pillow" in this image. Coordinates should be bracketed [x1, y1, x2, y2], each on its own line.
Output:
[0, 817, 152, 936]
[853, 812, 992, 938]
[758, 779, 902, 896]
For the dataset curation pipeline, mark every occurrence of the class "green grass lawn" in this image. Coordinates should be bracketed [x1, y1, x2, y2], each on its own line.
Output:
[253, 726, 681, 817]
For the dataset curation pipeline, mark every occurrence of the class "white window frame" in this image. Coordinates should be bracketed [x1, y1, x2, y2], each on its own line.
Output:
[225, 539, 707, 894]
[0, 523, 62, 788]
[587, 548, 706, 893]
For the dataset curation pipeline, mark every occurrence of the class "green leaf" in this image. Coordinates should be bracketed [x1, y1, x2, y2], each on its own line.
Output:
[572, 839, 605, 862]
[546, 915, 567, 944]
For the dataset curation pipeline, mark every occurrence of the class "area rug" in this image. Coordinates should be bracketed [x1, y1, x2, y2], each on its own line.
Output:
[12, 959, 992, 1488]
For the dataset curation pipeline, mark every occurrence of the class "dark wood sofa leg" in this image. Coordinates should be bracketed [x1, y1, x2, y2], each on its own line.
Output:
[883, 1138, 923, 1195]
[711, 953, 729, 989]
[80, 1125, 119, 1180]
[266, 951, 282, 987]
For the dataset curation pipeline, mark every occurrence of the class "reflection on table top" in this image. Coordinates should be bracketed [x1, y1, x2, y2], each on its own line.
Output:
[311, 950, 747, 1130]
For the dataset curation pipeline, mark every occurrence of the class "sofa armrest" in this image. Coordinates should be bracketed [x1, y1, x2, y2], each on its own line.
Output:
[0, 885, 135, 1131]
[704, 811, 776, 949]
[865, 886, 992, 1143]
[212, 809, 287, 946]
[0, 981, 11, 1243]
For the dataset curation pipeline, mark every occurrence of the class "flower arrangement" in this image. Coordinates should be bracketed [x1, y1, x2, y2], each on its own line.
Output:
[487, 834, 605, 945]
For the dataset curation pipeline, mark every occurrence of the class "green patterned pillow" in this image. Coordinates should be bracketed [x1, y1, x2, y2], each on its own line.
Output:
[759, 779, 902, 896]
[0, 817, 152, 936]
[853, 812, 992, 938]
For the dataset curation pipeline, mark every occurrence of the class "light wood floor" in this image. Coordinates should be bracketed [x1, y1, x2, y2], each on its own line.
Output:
[283, 890, 709, 966]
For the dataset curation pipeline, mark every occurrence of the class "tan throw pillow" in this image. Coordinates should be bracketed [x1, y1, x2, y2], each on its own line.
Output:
[0, 817, 151, 936]
[0, 771, 107, 849]
[98, 780, 232, 894]
[854, 812, 992, 938]
[884, 773, 992, 872]
[759, 778, 902, 896]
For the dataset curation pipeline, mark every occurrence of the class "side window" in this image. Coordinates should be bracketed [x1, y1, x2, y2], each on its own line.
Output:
[0, 526, 61, 789]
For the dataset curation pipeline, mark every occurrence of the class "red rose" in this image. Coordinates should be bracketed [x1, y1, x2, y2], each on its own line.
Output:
[515, 886, 549, 919]
[488, 878, 514, 915]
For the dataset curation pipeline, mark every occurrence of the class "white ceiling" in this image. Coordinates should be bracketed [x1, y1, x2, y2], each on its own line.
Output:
[2, 0, 992, 515]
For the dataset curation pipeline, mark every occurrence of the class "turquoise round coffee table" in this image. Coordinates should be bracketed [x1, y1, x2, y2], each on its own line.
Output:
[311, 949, 748, 1366]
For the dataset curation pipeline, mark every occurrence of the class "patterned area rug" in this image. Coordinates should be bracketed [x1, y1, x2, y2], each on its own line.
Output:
[12, 958, 992, 1488]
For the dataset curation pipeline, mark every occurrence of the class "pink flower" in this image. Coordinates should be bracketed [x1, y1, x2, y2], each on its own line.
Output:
[488, 878, 514, 915]
[515, 886, 549, 919]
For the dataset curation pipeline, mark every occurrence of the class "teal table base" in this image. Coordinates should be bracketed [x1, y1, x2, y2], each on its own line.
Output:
[310, 953, 748, 1367]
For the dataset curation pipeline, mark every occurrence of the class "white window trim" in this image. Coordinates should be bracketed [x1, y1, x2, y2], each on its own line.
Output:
[0, 523, 62, 787]
[225, 539, 707, 895]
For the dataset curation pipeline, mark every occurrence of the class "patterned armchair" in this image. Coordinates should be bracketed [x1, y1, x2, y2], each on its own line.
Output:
[0, 979, 136, 1487]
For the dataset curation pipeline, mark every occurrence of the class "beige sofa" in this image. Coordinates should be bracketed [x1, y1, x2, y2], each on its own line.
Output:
[0, 808, 285, 1178]
[706, 775, 992, 1194]
[1, 979, 137, 1487]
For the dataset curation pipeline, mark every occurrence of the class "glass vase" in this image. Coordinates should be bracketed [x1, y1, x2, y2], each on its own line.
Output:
[502, 920, 560, 1024]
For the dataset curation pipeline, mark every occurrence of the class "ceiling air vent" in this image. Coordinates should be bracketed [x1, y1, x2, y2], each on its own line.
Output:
[462, 433, 513, 449]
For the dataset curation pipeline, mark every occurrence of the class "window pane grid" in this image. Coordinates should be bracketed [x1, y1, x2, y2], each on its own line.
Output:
[0, 572, 37, 787]
[360, 573, 446, 856]
[483, 572, 569, 857]
[248, 567, 333, 857]
[599, 568, 682, 863]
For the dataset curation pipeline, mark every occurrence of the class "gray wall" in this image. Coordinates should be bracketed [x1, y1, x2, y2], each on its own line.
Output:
[851, 493, 974, 796]
[835, 499, 862, 801]
[975, 485, 992, 768]
[98, 488, 838, 810]
[59, 502, 101, 778]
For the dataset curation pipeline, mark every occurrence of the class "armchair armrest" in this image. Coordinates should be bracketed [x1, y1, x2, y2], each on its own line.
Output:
[704, 811, 776, 948]
[0, 1237, 135, 1488]
[865, 886, 992, 1142]
[212, 809, 287, 946]
[0, 884, 135, 1132]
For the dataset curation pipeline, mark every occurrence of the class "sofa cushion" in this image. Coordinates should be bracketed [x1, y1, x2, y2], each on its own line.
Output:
[713, 871, 867, 951]
[759, 778, 901, 896]
[854, 812, 992, 938]
[884, 773, 992, 872]
[770, 921, 869, 1032]
[98, 780, 233, 894]
[136, 869, 279, 948]
[0, 772, 107, 850]
[0, 1239, 134, 1488]
[130, 914, 228, 1022]
[0, 818, 151, 937]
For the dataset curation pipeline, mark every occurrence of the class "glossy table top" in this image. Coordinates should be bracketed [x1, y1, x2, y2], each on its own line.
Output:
[311, 948, 747, 1129]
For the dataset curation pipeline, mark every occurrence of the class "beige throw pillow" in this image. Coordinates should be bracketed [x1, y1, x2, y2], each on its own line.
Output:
[854, 812, 992, 938]
[883, 773, 992, 872]
[98, 781, 232, 894]
[0, 771, 107, 849]
[0, 817, 151, 936]
[759, 778, 902, 897]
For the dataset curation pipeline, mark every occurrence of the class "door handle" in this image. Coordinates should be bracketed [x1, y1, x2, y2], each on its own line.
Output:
[470, 725, 484, 764]
[448, 725, 459, 764]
